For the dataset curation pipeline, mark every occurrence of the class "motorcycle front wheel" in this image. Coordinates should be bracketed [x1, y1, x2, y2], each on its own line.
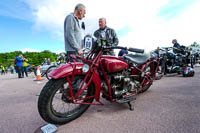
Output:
[38, 76, 95, 125]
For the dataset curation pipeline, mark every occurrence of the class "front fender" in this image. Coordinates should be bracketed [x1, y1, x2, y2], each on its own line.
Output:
[49, 63, 84, 79]
[49, 63, 101, 101]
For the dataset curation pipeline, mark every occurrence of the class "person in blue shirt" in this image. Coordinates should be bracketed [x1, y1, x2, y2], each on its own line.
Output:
[15, 55, 24, 78]
[118, 49, 128, 57]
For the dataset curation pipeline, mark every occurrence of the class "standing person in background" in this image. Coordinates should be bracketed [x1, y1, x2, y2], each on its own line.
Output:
[43, 58, 48, 65]
[5, 67, 8, 74]
[57, 53, 66, 63]
[15, 55, 24, 78]
[172, 39, 181, 53]
[64, 3, 86, 61]
[1, 65, 5, 75]
[94, 17, 119, 55]
[10, 65, 14, 74]
[22, 58, 28, 77]
[47, 58, 51, 65]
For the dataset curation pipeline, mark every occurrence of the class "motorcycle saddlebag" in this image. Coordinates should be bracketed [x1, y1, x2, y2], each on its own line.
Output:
[183, 67, 195, 77]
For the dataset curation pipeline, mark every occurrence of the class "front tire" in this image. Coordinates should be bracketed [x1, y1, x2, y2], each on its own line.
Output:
[38, 76, 95, 124]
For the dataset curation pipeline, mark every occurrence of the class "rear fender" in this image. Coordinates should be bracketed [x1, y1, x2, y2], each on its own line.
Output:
[149, 61, 159, 75]
[49, 63, 101, 101]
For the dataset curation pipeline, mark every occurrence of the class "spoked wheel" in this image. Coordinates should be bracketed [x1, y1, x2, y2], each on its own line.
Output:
[45, 65, 56, 80]
[38, 76, 95, 125]
[153, 65, 163, 80]
[140, 64, 153, 93]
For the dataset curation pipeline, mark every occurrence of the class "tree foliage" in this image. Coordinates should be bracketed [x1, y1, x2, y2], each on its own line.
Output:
[0, 50, 58, 67]
[190, 42, 200, 48]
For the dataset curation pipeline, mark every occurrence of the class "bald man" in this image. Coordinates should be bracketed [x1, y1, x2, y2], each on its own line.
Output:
[94, 18, 119, 55]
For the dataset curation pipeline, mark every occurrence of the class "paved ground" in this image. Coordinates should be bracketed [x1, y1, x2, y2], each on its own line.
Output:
[0, 66, 200, 133]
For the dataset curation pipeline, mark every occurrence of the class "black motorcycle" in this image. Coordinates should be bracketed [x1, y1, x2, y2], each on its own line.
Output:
[150, 48, 167, 80]
[161, 46, 191, 76]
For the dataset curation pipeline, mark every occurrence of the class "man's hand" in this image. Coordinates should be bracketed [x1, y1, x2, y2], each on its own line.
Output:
[78, 49, 83, 55]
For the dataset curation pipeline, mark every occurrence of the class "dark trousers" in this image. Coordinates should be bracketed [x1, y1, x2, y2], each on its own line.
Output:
[1, 70, 5, 75]
[16, 66, 23, 78]
[22, 67, 28, 77]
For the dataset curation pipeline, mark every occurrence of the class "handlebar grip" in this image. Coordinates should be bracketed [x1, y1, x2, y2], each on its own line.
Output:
[128, 48, 144, 53]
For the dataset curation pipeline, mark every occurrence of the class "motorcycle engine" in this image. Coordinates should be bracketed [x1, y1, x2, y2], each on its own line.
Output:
[110, 71, 139, 98]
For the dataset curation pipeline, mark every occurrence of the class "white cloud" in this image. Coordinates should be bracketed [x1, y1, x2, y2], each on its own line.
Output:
[53, 50, 65, 54]
[23, 0, 200, 52]
[21, 48, 65, 54]
[21, 48, 40, 53]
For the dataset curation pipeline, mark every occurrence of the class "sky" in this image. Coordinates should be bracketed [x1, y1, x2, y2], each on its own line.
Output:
[0, 0, 200, 53]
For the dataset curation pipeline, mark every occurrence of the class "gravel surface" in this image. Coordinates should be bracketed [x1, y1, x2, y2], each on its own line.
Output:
[0, 66, 200, 133]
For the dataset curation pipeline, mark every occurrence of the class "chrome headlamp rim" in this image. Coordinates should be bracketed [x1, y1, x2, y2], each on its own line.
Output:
[82, 64, 89, 73]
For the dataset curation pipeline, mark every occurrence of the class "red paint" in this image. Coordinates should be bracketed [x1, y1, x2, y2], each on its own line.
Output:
[101, 56, 129, 73]
[49, 63, 84, 78]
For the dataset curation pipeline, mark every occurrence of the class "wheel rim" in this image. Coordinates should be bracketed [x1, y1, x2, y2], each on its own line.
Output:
[50, 78, 89, 117]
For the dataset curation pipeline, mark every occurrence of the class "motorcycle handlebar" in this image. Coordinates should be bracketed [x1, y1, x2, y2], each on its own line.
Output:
[105, 46, 144, 54]
[128, 48, 144, 53]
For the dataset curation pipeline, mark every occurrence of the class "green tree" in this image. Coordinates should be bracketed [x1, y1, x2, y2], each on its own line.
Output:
[0, 50, 58, 67]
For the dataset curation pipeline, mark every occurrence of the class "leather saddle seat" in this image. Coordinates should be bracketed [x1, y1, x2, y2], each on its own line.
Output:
[123, 54, 149, 64]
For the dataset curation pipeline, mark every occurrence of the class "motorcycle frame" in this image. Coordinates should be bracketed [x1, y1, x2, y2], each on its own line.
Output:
[50, 48, 159, 106]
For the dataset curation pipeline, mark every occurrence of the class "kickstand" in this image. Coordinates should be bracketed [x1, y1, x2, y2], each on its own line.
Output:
[127, 102, 134, 111]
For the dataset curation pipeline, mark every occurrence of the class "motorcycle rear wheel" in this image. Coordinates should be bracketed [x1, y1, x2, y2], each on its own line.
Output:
[140, 64, 153, 93]
[38, 76, 95, 125]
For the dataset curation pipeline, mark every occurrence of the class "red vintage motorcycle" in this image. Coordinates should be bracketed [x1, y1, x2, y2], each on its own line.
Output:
[37, 40, 159, 125]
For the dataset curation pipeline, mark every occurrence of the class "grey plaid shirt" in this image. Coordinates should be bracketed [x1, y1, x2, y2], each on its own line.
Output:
[64, 13, 82, 52]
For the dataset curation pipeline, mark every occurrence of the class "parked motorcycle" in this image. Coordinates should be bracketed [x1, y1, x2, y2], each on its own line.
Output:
[37, 39, 159, 125]
[150, 47, 167, 80]
[162, 46, 194, 76]
[190, 49, 200, 66]
[45, 58, 66, 80]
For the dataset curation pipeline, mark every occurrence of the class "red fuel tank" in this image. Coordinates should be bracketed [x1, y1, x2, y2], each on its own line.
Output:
[101, 56, 129, 73]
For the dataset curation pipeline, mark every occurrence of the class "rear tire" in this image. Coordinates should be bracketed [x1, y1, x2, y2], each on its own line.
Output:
[38, 76, 95, 124]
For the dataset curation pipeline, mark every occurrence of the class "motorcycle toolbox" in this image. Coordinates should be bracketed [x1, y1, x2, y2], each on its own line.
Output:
[183, 67, 195, 77]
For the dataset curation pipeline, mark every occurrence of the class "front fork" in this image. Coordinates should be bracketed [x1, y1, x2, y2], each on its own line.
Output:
[65, 70, 102, 105]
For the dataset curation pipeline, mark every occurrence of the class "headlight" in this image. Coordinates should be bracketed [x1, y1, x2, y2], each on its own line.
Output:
[82, 64, 89, 73]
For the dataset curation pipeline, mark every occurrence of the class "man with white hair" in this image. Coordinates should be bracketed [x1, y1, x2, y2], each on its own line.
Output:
[64, 3, 86, 61]
[94, 17, 119, 55]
